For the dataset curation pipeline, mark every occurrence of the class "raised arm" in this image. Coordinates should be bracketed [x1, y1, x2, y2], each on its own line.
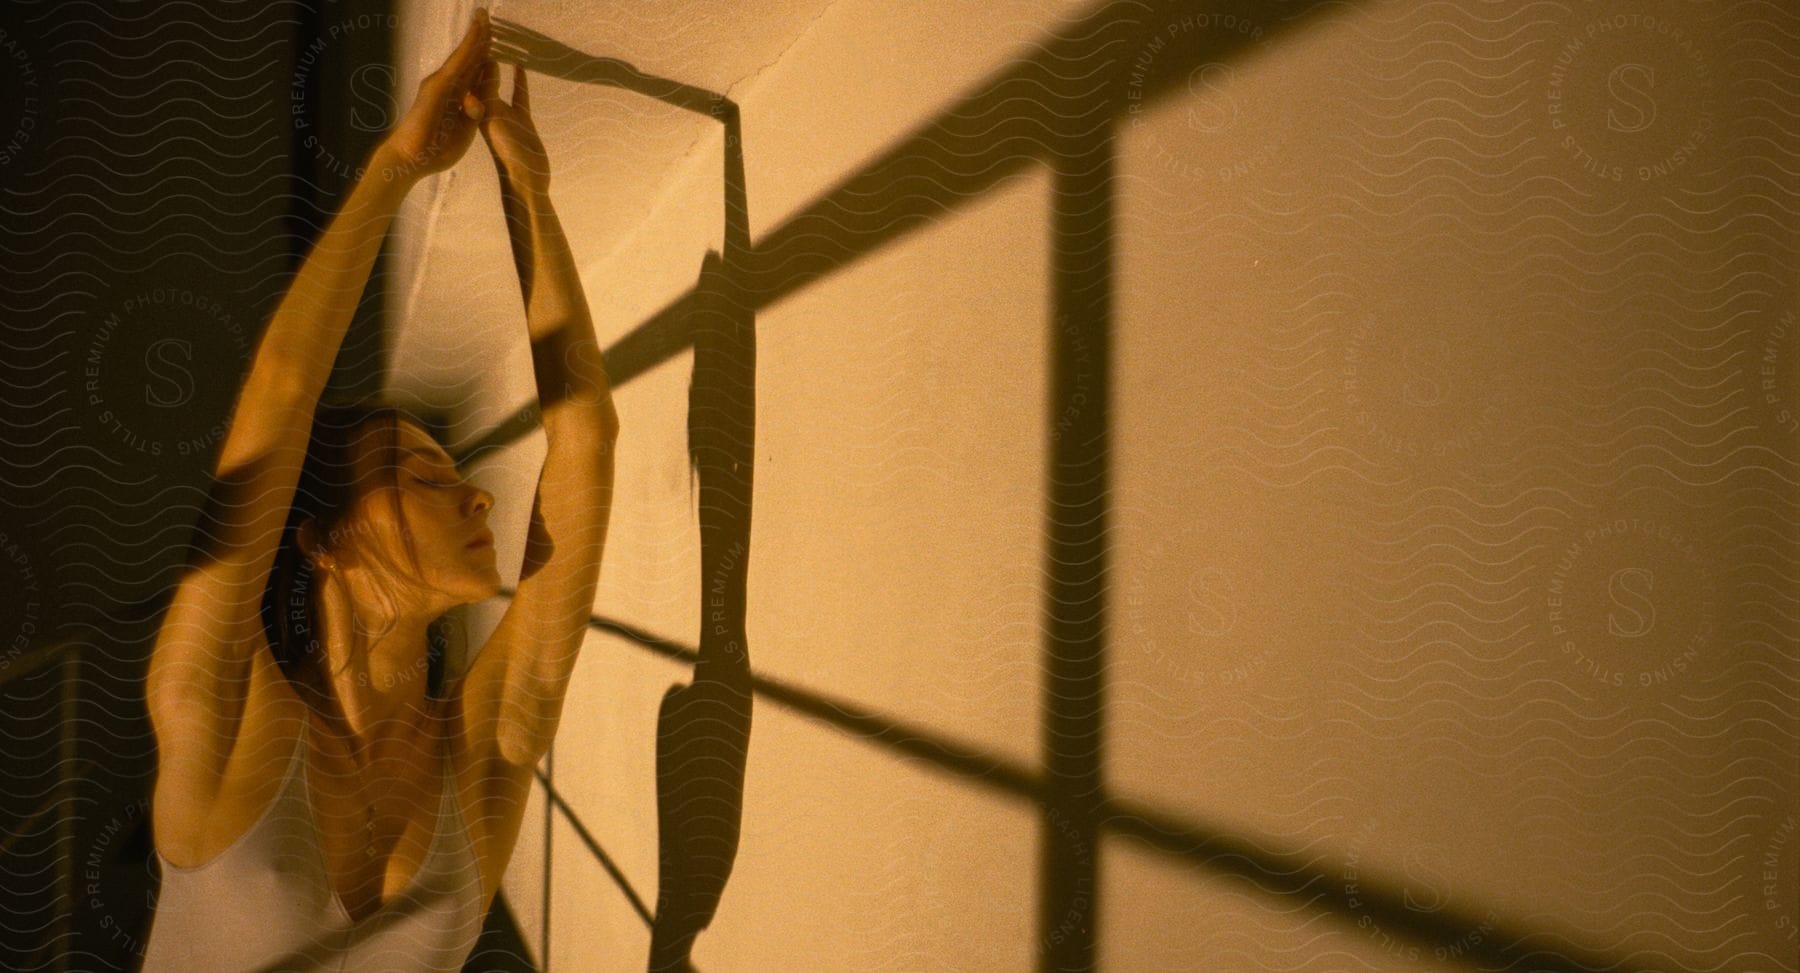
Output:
[458, 62, 618, 776]
[146, 11, 493, 838]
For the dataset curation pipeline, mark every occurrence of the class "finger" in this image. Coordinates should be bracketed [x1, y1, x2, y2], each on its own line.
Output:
[421, 15, 488, 95]
[462, 88, 485, 122]
[488, 36, 526, 60]
[474, 58, 501, 106]
[441, 8, 490, 82]
[511, 63, 530, 114]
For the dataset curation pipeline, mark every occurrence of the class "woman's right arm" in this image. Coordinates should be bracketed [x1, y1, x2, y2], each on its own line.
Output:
[145, 11, 493, 809]
[144, 154, 410, 757]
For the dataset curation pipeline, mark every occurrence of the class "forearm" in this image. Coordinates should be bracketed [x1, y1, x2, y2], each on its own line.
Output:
[498, 178, 617, 434]
[480, 186, 618, 768]
[220, 149, 414, 468]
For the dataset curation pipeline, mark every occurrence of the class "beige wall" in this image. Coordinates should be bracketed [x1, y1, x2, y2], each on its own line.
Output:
[390, 0, 1798, 970]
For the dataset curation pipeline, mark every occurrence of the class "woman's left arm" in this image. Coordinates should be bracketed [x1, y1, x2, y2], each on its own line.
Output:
[461, 62, 619, 769]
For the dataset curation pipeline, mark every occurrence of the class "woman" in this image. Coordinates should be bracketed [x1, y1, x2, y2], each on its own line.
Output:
[138, 9, 617, 969]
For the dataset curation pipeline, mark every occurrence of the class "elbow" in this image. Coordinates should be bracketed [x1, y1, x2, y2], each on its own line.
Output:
[587, 395, 619, 439]
[544, 395, 619, 446]
[493, 688, 545, 767]
[495, 719, 545, 769]
[591, 391, 620, 437]
[599, 402, 620, 443]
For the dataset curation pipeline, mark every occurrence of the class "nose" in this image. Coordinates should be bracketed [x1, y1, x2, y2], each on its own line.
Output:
[466, 483, 494, 515]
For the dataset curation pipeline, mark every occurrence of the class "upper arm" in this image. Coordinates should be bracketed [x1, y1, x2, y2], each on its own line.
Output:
[146, 386, 316, 800]
[455, 409, 618, 771]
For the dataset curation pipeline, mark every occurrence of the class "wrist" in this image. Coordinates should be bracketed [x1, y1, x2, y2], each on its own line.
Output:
[368, 141, 429, 191]
[493, 160, 550, 202]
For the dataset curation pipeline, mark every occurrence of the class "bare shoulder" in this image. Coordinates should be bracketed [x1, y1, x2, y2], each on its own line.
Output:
[152, 648, 309, 867]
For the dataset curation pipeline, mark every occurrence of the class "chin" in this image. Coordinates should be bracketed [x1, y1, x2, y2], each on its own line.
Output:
[472, 570, 504, 601]
[443, 572, 503, 606]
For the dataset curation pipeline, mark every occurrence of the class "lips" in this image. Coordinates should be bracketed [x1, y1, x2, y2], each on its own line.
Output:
[466, 529, 495, 549]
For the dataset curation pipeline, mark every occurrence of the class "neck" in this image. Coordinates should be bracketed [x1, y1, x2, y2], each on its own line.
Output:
[310, 567, 443, 744]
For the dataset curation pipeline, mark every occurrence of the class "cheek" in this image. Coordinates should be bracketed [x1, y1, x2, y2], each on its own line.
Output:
[328, 505, 388, 557]
[397, 491, 461, 546]
[345, 492, 425, 571]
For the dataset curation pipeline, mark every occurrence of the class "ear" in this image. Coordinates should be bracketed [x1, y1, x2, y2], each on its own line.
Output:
[296, 517, 329, 566]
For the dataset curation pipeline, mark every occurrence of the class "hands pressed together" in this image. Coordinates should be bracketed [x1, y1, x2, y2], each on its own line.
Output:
[375, 8, 549, 194]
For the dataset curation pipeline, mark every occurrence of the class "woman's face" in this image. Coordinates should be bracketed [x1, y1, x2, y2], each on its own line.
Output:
[330, 417, 502, 606]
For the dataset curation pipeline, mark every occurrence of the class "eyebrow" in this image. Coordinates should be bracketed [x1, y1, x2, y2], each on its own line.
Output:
[398, 446, 456, 468]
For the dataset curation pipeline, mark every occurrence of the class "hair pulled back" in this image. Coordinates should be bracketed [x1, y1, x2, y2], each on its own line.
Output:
[256, 399, 452, 707]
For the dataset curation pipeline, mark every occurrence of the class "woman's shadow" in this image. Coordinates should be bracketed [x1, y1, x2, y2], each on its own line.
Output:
[649, 244, 753, 973]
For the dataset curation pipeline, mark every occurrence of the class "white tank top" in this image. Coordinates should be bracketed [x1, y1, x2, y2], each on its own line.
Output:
[138, 718, 485, 972]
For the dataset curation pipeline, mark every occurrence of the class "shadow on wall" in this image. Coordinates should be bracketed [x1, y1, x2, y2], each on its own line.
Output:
[468, 3, 1645, 973]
